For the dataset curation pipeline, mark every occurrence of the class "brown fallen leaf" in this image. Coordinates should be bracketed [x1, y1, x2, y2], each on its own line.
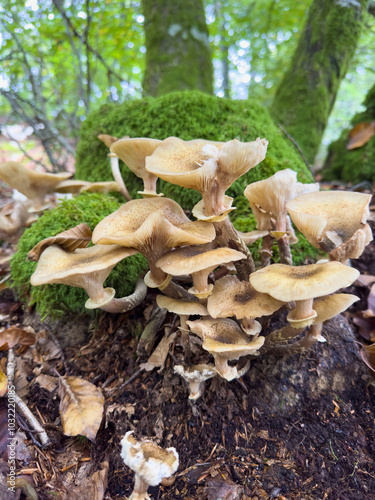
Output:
[33, 374, 58, 392]
[347, 121, 375, 150]
[361, 343, 375, 372]
[58, 376, 104, 441]
[140, 332, 177, 372]
[205, 477, 243, 500]
[67, 462, 108, 500]
[27, 223, 92, 261]
[0, 326, 36, 351]
[0, 366, 7, 397]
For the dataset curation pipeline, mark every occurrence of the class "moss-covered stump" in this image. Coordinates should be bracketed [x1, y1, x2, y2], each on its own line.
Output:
[11, 193, 147, 319]
[76, 91, 314, 212]
[323, 83, 375, 184]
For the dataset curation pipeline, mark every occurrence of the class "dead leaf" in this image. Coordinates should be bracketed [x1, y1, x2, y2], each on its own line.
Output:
[140, 332, 177, 372]
[0, 326, 36, 351]
[34, 374, 58, 392]
[13, 431, 33, 461]
[347, 121, 375, 150]
[0, 366, 7, 397]
[58, 376, 104, 441]
[68, 462, 108, 500]
[205, 477, 243, 500]
[36, 330, 61, 361]
[27, 223, 92, 261]
[353, 315, 375, 342]
[361, 343, 375, 372]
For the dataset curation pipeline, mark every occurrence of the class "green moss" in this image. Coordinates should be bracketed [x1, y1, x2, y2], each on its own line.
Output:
[11, 193, 147, 320]
[323, 82, 375, 184]
[271, 0, 367, 163]
[76, 90, 313, 211]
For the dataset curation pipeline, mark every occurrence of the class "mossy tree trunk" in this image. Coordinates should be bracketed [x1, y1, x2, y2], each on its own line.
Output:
[142, 0, 213, 97]
[271, 0, 367, 163]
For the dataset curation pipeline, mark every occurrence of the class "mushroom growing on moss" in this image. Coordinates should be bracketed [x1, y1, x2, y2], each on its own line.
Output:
[121, 431, 179, 500]
[30, 244, 147, 312]
[92, 197, 215, 289]
[286, 190, 373, 263]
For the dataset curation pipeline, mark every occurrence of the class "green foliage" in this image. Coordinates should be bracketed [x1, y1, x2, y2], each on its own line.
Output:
[76, 90, 314, 211]
[322, 82, 375, 184]
[10, 193, 147, 320]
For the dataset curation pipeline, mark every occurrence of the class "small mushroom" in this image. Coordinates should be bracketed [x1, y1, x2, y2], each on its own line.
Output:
[174, 364, 217, 400]
[286, 190, 373, 263]
[110, 137, 162, 197]
[30, 244, 143, 311]
[121, 431, 179, 500]
[98, 134, 132, 201]
[0, 161, 71, 210]
[156, 246, 246, 299]
[207, 275, 284, 335]
[92, 198, 215, 288]
[244, 169, 319, 264]
[250, 262, 359, 328]
[187, 317, 264, 381]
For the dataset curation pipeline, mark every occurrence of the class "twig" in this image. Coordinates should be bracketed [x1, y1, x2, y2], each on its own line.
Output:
[278, 124, 314, 176]
[7, 349, 51, 447]
[117, 368, 144, 395]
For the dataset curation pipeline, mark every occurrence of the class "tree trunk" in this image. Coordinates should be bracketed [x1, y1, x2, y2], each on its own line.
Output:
[142, 0, 214, 97]
[271, 0, 367, 164]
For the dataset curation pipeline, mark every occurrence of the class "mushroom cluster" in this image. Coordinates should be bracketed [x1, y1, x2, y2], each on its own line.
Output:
[28, 135, 371, 400]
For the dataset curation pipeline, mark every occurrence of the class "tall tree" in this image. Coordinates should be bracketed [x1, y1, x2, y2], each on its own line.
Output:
[142, 0, 213, 96]
[271, 0, 368, 163]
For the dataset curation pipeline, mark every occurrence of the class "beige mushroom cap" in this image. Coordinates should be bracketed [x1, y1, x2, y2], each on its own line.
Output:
[207, 275, 284, 319]
[121, 431, 179, 487]
[156, 246, 245, 276]
[286, 191, 372, 252]
[30, 244, 138, 308]
[98, 134, 119, 148]
[249, 262, 360, 302]
[187, 317, 265, 357]
[92, 198, 215, 251]
[0, 161, 71, 206]
[312, 293, 359, 324]
[156, 295, 208, 316]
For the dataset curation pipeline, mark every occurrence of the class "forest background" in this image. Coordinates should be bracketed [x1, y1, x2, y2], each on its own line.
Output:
[0, 0, 374, 174]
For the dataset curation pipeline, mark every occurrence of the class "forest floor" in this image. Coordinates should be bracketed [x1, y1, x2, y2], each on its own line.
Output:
[0, 184, 374, 500]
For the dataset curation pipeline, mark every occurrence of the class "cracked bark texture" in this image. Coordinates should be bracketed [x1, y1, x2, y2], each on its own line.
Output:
[142, 0, 213, 97]
[271, 0, 367, 163]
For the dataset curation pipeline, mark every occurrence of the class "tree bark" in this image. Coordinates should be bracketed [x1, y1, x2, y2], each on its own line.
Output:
[271, 0, 367, 163]
[142, 0, 214, 97]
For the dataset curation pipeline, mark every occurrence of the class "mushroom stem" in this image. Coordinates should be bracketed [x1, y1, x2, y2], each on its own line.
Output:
[214, 355, 238, 381]
[214, 217, 255, 279]
[179, 315, 192, 364]
[289, 323, 324, 352]
[142, 174, 159, 195]
[100, 278, 147, 313]
[161, 281, 199, 303]
[277, 234, 293, 265]
[287, 298, 317, 327]
[130, 473, 150, 500]
[261, 234, 273, 267]
[109, 154, 132, 201]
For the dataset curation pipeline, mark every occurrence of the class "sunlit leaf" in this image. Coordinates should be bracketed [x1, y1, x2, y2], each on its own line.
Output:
[347, 121, 375, 150]
[0, 366, 7, 397]
[58, 376, 104, 441]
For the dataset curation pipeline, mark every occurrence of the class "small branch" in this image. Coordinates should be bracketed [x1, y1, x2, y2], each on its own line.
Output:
[278, 124, 314, 176]
[7, 349, 51, 447]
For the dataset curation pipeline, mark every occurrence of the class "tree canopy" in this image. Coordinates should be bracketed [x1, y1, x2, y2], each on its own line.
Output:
[0, 0, 374, 169]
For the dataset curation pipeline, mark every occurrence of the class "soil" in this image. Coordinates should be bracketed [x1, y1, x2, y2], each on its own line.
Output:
[0, 190, 374, 500]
